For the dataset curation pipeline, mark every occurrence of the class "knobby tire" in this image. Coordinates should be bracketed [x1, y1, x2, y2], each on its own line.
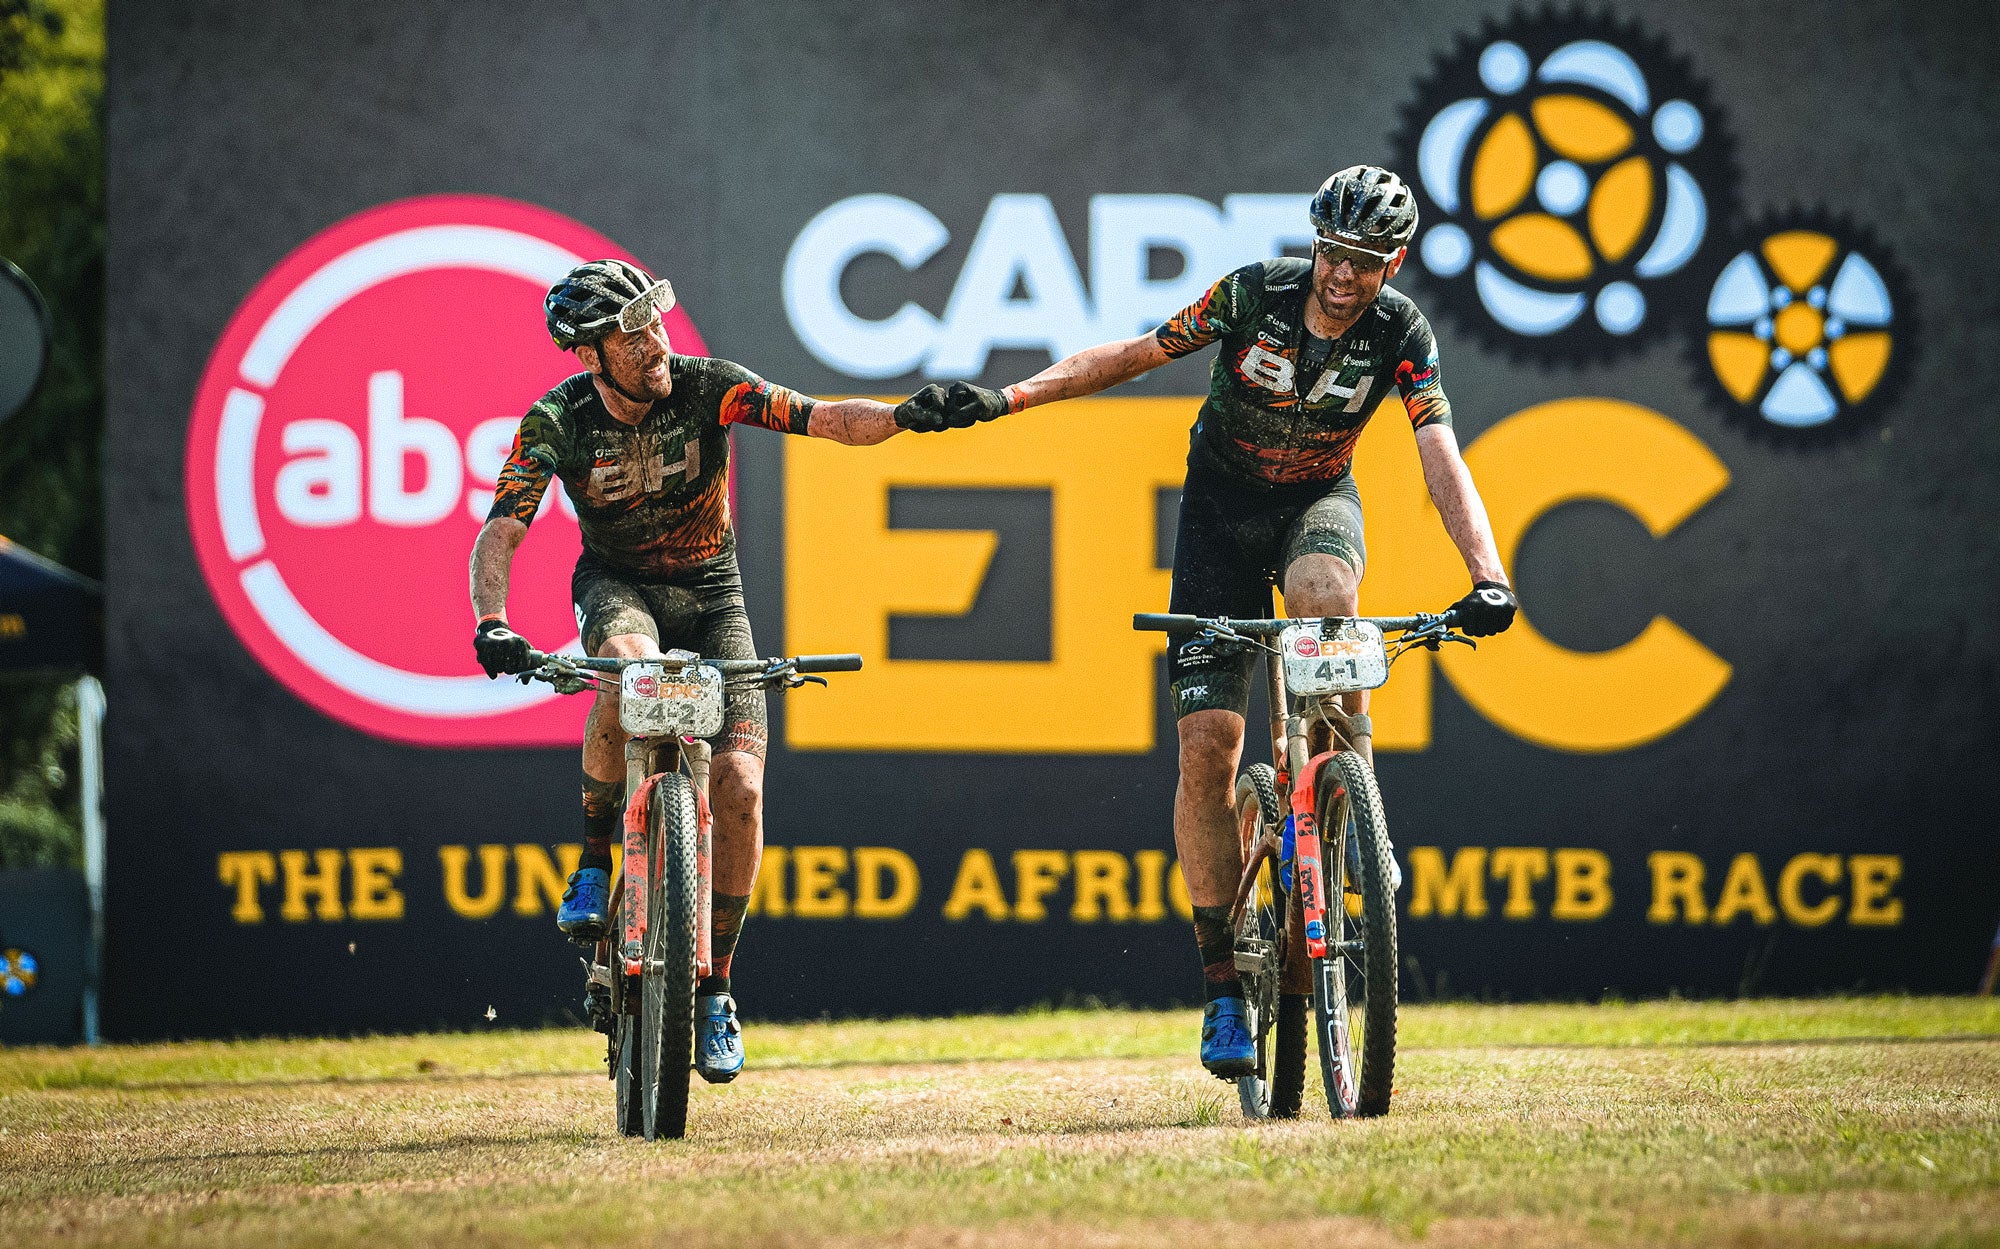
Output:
[1312, 751, 1398, 1118]
[641, 772, 701, 1140]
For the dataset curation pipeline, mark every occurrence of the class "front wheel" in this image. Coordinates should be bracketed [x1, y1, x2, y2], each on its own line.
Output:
[640, 772, 701, 1140]
[1311, 751, 1398, 1118]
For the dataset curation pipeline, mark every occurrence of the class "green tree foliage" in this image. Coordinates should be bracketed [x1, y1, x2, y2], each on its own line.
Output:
[0, 0, 103, 870]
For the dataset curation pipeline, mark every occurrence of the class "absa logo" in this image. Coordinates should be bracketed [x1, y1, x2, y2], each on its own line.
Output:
[185, 195, 708, 747]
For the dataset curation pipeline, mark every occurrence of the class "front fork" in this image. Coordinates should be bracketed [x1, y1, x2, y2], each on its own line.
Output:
[1269, 655, 1367, 966]
[614, 736, 715, 993]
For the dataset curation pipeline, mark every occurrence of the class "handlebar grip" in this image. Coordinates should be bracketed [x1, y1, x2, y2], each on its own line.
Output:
[1132, 612, 1203, 632]
[793, 653, 864, 673]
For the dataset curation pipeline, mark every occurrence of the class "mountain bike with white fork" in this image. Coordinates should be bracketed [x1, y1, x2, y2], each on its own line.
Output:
[1134, 608, 1472, 1119]
[514, 643, 861, 1139]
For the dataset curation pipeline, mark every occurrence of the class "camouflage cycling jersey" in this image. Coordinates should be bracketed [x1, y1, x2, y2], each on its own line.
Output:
[488, 357, 814, 577]
[1155, 257, 1452, 487]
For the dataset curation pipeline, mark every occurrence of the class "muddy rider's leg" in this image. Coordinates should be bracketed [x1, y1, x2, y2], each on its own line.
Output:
[581, 631, 664, 859]
[1283, 552, 1372, 770]
[702, 747, 763, 998]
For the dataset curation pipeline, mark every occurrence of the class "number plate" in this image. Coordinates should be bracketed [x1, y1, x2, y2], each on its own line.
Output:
[618, 661, 725, 738]
[1280, 620, 1388, 695]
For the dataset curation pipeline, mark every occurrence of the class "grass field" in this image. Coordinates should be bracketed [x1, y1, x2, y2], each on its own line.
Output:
[3, 997, 1997, 1248]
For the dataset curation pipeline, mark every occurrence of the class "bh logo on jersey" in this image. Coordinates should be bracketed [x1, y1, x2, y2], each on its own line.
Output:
[184, 196, 708, 746]
[1392, 13, 1736, 360]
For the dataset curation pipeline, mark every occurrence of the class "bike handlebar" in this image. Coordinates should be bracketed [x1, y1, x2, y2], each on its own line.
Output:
[1132, 610, 1461, 637]
[518, 647, 863, 678]
[793, 653, 864, 673]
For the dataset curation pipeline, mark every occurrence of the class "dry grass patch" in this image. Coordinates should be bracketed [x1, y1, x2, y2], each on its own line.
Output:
[1, 998, 1995, 1248]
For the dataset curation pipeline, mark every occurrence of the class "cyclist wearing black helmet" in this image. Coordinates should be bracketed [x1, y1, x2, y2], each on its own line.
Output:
[903, 167, 1518, 1080]
[469, 259, 931, 1085]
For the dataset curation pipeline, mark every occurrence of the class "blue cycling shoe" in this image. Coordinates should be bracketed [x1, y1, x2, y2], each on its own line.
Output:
[1200, 996, 1256, 1079]
[695, 994, 744, 1084]
[556, 867, 611, 941]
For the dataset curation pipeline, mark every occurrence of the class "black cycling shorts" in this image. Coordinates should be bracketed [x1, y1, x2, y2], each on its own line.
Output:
[1166, 459, 1366, 720]
[572, 548, 767, 758]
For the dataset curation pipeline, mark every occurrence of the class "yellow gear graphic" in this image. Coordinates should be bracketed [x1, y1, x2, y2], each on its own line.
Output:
[1393, 14, 1737, 361]
[1697, 213, 1907, 441]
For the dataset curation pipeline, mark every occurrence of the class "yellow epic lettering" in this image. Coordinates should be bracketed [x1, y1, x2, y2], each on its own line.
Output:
[788, 396, 1728, 755]
[786, 400, 1185, 751]
[1359, 397, 1733, 752]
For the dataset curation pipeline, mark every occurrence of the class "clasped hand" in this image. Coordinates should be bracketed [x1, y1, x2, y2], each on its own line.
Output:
[893, 381, 1011, 432]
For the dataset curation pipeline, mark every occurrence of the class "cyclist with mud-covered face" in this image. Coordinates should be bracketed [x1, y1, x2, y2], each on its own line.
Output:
[469, 260, 931, 1085]
[902, 167, 1519, 1080]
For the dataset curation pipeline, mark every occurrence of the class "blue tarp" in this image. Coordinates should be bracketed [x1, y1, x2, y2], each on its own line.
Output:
[0, 536, 101, 675]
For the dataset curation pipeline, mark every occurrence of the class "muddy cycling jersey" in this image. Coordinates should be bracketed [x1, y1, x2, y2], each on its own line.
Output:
[488, 357, 814, 577]
[1155, 257, 1452, 487]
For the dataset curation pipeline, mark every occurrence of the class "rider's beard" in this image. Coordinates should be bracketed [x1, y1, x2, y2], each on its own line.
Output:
[609, 351, 673, 401]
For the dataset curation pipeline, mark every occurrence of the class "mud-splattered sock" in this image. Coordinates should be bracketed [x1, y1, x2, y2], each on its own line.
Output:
[697, 891, 750, 998]
[579, 773, 622, 871]
[1192, 904, 1242, 1002]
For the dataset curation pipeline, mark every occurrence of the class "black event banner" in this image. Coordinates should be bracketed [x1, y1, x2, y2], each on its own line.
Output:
[103, 1, 2000, 1037]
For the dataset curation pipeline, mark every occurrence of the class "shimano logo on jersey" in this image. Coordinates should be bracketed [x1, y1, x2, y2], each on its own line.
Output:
[783, 192, 1318, 379]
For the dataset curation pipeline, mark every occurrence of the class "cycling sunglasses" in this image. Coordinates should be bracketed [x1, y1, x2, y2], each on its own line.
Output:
[616, 278, 677, 333]
[1312, 234, 1402, 274]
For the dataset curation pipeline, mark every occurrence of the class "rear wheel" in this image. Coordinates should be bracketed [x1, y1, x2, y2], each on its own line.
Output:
[640, 772, 701, 1140]
[1233, 765, 1303, 1119]
[1311, 751, 1398, 1118]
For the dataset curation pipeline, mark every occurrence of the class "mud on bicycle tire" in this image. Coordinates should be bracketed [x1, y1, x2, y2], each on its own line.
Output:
[1313, 751, 1398, 1118]
[641, 773, 701, 1140]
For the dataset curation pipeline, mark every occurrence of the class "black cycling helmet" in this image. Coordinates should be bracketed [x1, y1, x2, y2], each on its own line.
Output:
[1308, 166, 1419, 254]
[544, 259, 675, 350]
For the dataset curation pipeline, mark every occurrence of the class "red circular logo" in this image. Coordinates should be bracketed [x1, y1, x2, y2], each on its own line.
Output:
[1294, 635, 1321, 658]
[186, 195, 708, 746]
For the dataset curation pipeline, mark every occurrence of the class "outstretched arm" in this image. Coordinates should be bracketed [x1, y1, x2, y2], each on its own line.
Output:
[911, 333, 1176, 430]
[806, 398, 902, 446]
[1004, 333, 1175, 410]
[1415, 424, 1507, 585]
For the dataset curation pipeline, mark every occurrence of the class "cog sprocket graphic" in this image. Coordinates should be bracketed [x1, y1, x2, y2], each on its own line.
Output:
[1388, 9, 1741, 365]
[1685, 208, 1915, 446]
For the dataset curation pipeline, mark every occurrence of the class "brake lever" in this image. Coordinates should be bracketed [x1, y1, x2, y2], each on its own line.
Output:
[785, 673, 829, 690]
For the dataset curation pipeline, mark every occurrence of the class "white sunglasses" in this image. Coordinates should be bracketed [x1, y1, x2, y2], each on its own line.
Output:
[616, 279, 677, 333]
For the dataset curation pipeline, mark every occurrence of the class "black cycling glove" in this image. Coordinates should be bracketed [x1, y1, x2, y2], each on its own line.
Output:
[1450, 581, 1518, 638]
[474, 618, 534, 678]
[942, 381, 1011, 428]
[893, 384, 951, 432]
